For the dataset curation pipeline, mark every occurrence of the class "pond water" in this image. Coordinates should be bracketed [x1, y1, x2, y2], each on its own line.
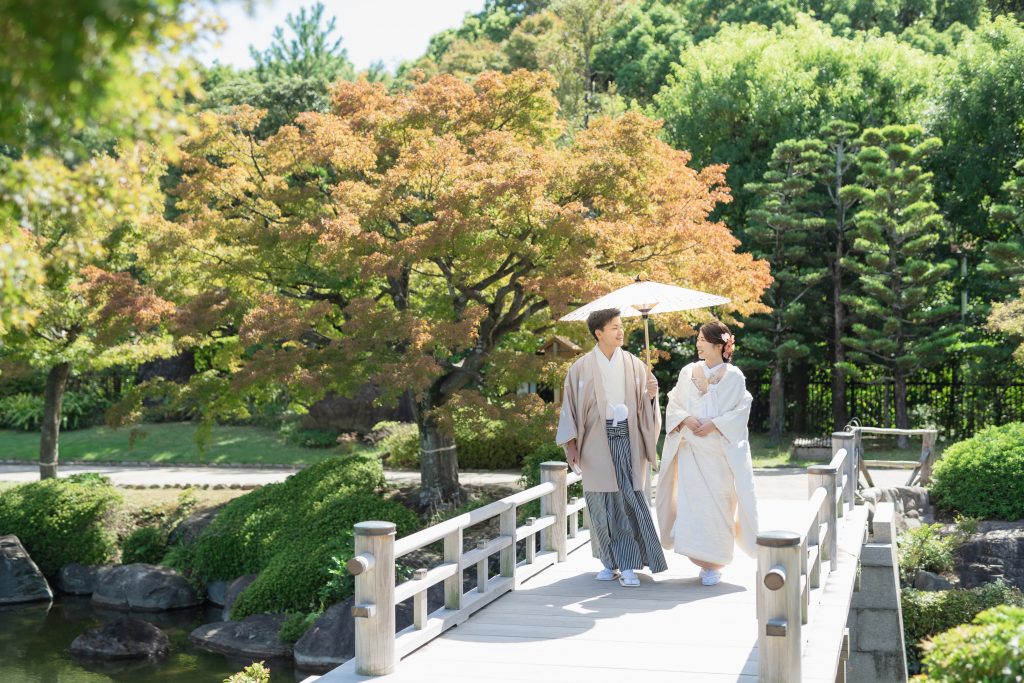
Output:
[0, 597, 303, 683]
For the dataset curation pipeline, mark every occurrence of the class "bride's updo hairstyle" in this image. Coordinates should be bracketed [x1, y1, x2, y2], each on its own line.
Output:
[700, 320, 736, 363]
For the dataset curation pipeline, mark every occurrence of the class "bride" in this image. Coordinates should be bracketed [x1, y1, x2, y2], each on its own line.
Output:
[655, 320, 759, 586]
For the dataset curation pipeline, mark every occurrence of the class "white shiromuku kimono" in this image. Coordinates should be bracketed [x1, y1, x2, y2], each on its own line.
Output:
[655, 361, 759, 565]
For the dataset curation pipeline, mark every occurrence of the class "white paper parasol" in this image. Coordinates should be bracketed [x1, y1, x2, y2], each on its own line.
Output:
[560, 279, 730, 366]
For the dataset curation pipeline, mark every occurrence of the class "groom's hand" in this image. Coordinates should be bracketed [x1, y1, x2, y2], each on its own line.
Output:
[646, 375, 658, 398]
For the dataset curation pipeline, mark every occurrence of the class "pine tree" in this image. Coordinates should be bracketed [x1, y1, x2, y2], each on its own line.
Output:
[841, 125, 959, 446]
[745, 139, 829, 443]
[818, 120, 862, 431]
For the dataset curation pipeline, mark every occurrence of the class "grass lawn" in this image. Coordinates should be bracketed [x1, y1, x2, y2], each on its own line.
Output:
[0, 422, 375, 466]
[749, 431, 943, 469]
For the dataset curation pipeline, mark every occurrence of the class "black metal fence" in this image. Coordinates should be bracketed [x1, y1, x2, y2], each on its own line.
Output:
[748, 365, 1024, 440]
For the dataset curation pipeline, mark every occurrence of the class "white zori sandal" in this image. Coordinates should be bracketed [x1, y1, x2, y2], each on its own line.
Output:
[618, 569, 640, 587]
[596, 567, 619, 581]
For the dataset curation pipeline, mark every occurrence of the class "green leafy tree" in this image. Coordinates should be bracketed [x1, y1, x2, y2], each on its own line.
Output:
[986, 155, 1024, 360]
[202, 2, 357, 140]
[930, 16, 1024, 327]
[250, 2, 354, 83]
[745, 139, 829, 442]
[591, 0, 690, 102]
[154, 72, 772, 504]
[653, 17, 940, 236]
[0, 0, 206, 338]
[841, 125, 958, 445]
[818, 120, 863, 430]
[0, 145, 175, 478]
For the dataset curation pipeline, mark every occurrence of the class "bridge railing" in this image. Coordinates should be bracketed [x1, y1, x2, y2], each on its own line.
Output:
[346, 461, 588, 676]
[847, 425, 938, 487]
[756, 431, 858, 682]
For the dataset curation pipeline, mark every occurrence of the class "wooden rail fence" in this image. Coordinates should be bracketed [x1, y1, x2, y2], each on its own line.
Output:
[346, 461, 588, 676]
[756, 430, 864, 682]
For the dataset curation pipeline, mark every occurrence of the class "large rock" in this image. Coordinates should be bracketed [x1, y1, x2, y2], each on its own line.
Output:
[189, 613, 291, 659]
[206, 580, 229, 607]
[294, 582, 449, 673]
[913, 569, 955, 591]
[221, 573, 258, 620]
[92, 564, 200, 611]
[168, 505, 225, 548]
[858, 486, 933, 532]
[954, 521, 1024, 590]
[70, 617, 170, 660]
[301, 384, 412, 435]
[57, 563, 112, 596]
[0, 535, 53, 605]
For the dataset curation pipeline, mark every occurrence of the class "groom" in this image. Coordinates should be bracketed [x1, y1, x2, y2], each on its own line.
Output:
[555, 308, 667, 586]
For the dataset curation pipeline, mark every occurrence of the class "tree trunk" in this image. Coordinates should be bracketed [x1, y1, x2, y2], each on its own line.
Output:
[831, 237, 848, 431]
[768, 362, 785, 445]
[39, 362, 70, 479]
[790, 361, 809, 434]
[894, 370, 910, 449]
[414, 403, 460, 507]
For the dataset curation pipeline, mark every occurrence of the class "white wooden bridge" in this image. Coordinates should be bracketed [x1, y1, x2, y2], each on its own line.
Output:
[306, 429, 925, 683]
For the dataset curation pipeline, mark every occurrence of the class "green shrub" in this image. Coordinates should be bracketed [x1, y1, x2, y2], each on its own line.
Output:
[374, 421, 419, 469]
[230, 492, 419, 618]
[898, 524, 958, 584]
[518, 441, 580, 519]
[278, 611, 320, 644]
[0, 393, 44, 430]
[901, 581, 1024, 674]
[930, 422, 1024, 520]
[121, 526, 168, 565]
[280, 423, 339, 449]
[0, 475, 121, 575]
[173, 453, 419, 618]
[0, 390, 110, 431]
[916, 605, 1024, 682]
[223, 661, 270, 683]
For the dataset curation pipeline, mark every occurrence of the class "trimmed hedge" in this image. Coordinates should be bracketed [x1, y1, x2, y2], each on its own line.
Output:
[901, 581, 1024, 673]
[930, 422, 1024, 520]
[0, 474, 121, 575]
[172, 454, 419, 618]
[916, 605, 1024, 682]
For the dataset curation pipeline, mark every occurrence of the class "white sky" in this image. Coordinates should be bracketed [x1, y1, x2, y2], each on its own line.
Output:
[195, 0, 487, 72]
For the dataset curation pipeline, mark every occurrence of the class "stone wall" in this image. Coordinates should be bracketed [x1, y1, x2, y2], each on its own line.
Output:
[847, 502, 909, 683]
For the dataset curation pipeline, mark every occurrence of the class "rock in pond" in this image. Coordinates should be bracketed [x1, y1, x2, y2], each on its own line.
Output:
[91, 564, 201, 611]
[57, 563, 111, 596]
[70, 617, 170, 660]
[294, 582, 448, 673]
[207, 580, 229, 607]
[222, 574, 258, 620]
[189, 613, 292, 659]
[0, 535, 53, 605]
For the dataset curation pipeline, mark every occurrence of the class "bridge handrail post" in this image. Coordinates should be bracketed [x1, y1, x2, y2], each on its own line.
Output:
[350, 521, 397, 676]
[832, 431, 855, 513]
[757, 531, 803, 682]
[540, 462, 568, 562]
[808, 464, 839, 567]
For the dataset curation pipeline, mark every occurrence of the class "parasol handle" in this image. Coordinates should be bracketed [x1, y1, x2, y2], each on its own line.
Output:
[642, 313, 652, 370]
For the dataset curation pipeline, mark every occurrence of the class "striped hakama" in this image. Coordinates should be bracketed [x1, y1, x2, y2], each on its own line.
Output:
[584, 420, 668, 573]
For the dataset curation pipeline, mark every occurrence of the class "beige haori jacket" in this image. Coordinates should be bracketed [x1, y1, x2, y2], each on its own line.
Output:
[555, 346, 661, 493]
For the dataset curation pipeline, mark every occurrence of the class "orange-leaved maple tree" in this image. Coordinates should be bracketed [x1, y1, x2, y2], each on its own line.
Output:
[159, 70, 770, 503]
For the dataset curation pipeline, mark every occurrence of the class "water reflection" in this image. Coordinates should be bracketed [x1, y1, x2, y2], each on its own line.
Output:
[0, 596, 301, 682]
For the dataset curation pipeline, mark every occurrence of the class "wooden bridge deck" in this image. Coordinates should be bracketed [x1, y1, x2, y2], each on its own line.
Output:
[310, 498, 868, 683]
